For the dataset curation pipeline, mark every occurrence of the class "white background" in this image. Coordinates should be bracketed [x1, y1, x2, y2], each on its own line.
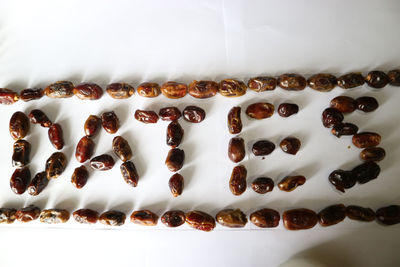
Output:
[0, 0, 400, 266]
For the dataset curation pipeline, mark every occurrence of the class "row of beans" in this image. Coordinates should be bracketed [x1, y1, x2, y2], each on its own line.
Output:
[1, 70, 400, 104]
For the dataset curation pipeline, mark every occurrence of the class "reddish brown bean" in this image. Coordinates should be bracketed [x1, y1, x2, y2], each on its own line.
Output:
[352, 132, 381, 148]
[388, 69, 400, 86]
[346, 205, 375, 222]
[40, 209, 70, 224]
[360, 147, 386, 162]
[112, 136, 132, 162]
[278, 73, 306, 91]
[71, 165, 89, 189]
[73, 83, 103, 100]
[134, 109, 159, 124]
[46, 152, 67, 179]
[10, 167, 31, 194]
[328, 169, 356, 192]
[219, 79, 247, 97]
[73, 209, 99, 224]
[330, 96, 357, 113]
[0, 88, 19, 104]
[83, 115, 100, 137]
[20, 88, 44, 102]
[160, 81, 187, 99]
[318, 204, 346, 227]
[352, 161, 380, 184]
[12, 139, 31, 167]
[165, 148, 185, 172]
[279, 137, 301, 155]
[228, 137, 245, 163]
[188, 80, 219, 98]
[130, 210, 158, 226]
[278, 175, 306, 192]
[216, 209, 247, 228]
[166, 121, 184, 148]
[48, 123, 64, 150]
[227, 107, 242, 134]
[10, 111, 30, 140]
[229, 165, 247, 196]
[120, 161, 139, 187]
[185, 210, 216, 232]
[106, 83, 134, 99]
[337, 73, 364, 89]
[99, 210, 126, 226]
[159, 107, 182, 121]
[365, 71, 390, 88]
[247, 76, 277, 92]
[331, 123, 358, 138]
[27, 171, 49, 196]
[307, 73, 337, 92]
[75, 136, 95, 163]
[251, 177, 274, 194]
[29, 109, 52, 127]
[137, 82, 161, 97]
[246, 102, 274, 119]
[161, 210, 186, 227]
[356, 96, 379, 112]
[101, 111, 119, 134]
[376, 205, 400, 225]
[44, 81, 74, 98]
[183, 106, 206, 123]
[278, 103, 299, 117]
[169, 173, 184, 197]
[250, 208, 280, 228]
[283, 208, 318, 230]
[0, 208, 17, 224]
[90, 154, 115, 171]
[252, 140, 275, 156]
[15, 205, 41, 223]
[321, 108, 344, 128]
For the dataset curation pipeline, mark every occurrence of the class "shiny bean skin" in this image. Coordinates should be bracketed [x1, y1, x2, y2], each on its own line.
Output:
[183, 106, 206, 123]
[283, 208, 318, 230]
[229, 165, 247, 196]
[252, 140, 275, 156]
[376, 205, 400, 225]
[279, 137, 301, 155]
[134, 109, 159, 124]
[29, 109, 52, 127]
[352, 161, 380, 184]
[219, 79, 247, 97]
[246, 102, 274, 119]
[227, 107, 242, 134]
[278, 73, 306, 91]
[330, 96, 357, 113]
[216, 209, 247, 228]
[166, 121, 184, 148]
[112, 136, 132, 162]
[161, 210, 186, 227]
[307, 73, 337, 92]
[137, 82, 161, 97]
[346, 205, 375, 222]
[318, 204, 346, 227]
[40, 209, 70, 224]
[73, 82, 103, 100]
[106, 83, 134, 99]
[48, 123, 64, 150]
[188, 80, 219, 98]
[356, 96, 379, 112]
[84, 115, 102, 137]
[75, 136, 95, 163]
[99, 210, 126, 226]
[250, 208, 280, 228]
[44, 81, 74, 98]
[0, 208, 17, 224]
[27, 171, 49, 196]
[328, 169, 356, 192]
[278, 103, 299, 117]
[46, 152, 67, 179]
[251, 177, 274, 194]
[278, 175, 306, 192]
[159, 107, 182, 121]
[10, 111, 30, 140]
[165, 148, 185, 172]
[73, 209, 99, 224]
[247, 76, 277, 92]
[20, 88, 44, 102]
[0, 88, 19, 104]
[71, 165, 89, 189]
[365, 71, 390, 88]
[321, 108, 344, 128]
[160, 81, 187, 99]
[12, 139, 31, 167]
[120, 161, 139, 187]
[130, 210, 158, 226]
[228, 137, 245, 163]
[331, 123, 358, 138]
[388, 69, 400, 86]
[352, 132, 381, 148]
[90, 154, 115, 171]
[185, 210, 216, 232]
[337, 73, 364, 89]
[360, 147, 386, 162]
[101, 111, 120, 134]
[15, 205, 41, 223]
[10, 167, 31, 194]
[169, 173, 184, 197]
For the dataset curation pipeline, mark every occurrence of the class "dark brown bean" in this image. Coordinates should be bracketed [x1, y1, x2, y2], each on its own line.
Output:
[101, 111, 120, 134]
[29, 109, 52, 127]
[376, 205, 400, 225]
[188, 80, 219, 98]
[15, 205, 41, 223]
[356, 96, 379, 112]
[251, 177, 274, 194]
[134, 109, 159, 124]
[120, 161, 139, 187]
[99, 210, 126, 226]
[352, 161, 380, 184]
[360, 147, 386, 162]
[12, 139, 31, 167]
[48, 123, 64, 150]
[46, 152, 67, 179]
[75, 136, 95, 163]
[159, 107, 182, 121]
[227, 107, 242, 134]
[44, 81, 74, 98]
[130, 210, 158, 226]
[252, 140, 275, 156]
[73, 83, 103, 100]
[161, 210, 186, 227]
[20, 88, 44, 102]
[279, 137, 301, 155]
[183, 106, 206, 123]
[165, 148, 185, 172]
[106, 83, 134, 99]
[219, 79, 247, 97]
[71, 165, 89, 189]
[169, 173, 184, 197]
[228, 137, 245, 163]
[216, 209, 247, 228]
[388, 69, 400, 86]
[247, 76, 277, 92]
[278, 175, 306, 192]
[137, 82, 161, 97]
[0, 208, 17, 224]
[307, 73, 337, 92]
[84, 115, 102, 137]
[166, 121, 184, 148]
[229, 165, 247, 196]
[112, 136, 132, 162]
[90, 154, 115, 171]
[330, 96, 357, 113]
[337, 73, 364, 89]
[73, 209, 99, 224]
[40, 209, 70, 224]
[10, 167, 31, 194]
[283, 208, 318, 230]
[185, 210, 216, 232]
[331, 123, 359, 138]
[365, 71, 390, 88]
[346, 205, 375, 222]
[278, 73, 306, 91]
[160, 81, 187, 99]
[278, 103, 299, 117]
[318, 204, 346, 227]
[0, 88, 19, 104]
[27, 171, 49, 196]
[250, 208, 280, 228]
[328, 169, 356, 192]
[321, 108, 344, 128]
[352, 132, 381, 148]
[246, 102, 274, 119]
[10, 111, 30, 140]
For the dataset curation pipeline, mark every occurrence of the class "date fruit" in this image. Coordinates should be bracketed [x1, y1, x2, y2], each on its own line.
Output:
[73, 82, 103, 100]
[331, 123, 358, 138]
[252, 140, 275, 156]
[360, 147, 385, 162]
[90, 154, 115, 171]
[318, 204, 346, 227]
[352, 132, 381, 148]
[251, 177, 274, 194]
[84, 115, 102, 137]
[376, 205, 400, 225]
[0, 88, 19, 104]
[247, 76, 277, 92]
[10, 111, 30, 140]
[161, 81, 187, 99]
[46, 152, 67, 179]
[75, 136, 95, 163]
[346, 205, 375, 222]
[186, 210, 216, 232]
[120, 161, 139, 187]
[169, 173, 184, 197]
[101, 111, 119, 134]
[307, 73, 337, 92]
[183, 106, 206, 123]
[219, 79, 247, 97]
[328, 169, 356, 192]
[44, 81, 74, 98]
[229, 165, 247, 196]
[48, 123, 64, 150]
[365, 71, 390, 88]
[283, 208, 318, 230]
[388, 69, 400, 86]
[161, 210, 186, 227]
[0, 208, 17, 224]
[278, 175, 306, 192]
[278, 103, 299, 117]
[112, 136, 132, 162]
[71, 165, 89, 189]
[73, 209, 99, 224]
[322, 108, 344, 128]
[279, 137, 301, 155]
[228, 137, 245, 163]
[246, 102, 274, 119]
[20, 88, 44, 102]
[12, 139, 31, 167]
[356, 96, 378, 112]
[15, 205, 41, 222]
[250, 208, 280, 228]
[352, 161, 380, 184]
[10, 167, 31, 194]
[159, 107, 182, 121]
[330, 96, 357, 113]
[130, 210, 158, 226]
[337, 73, 364, 89]
[216, 209, 247, 228]
[165, 148, 185, 172]
[167, 121, 184, 148]
[29, 109, 52, 127]
[135, 109, 159, 124]
[99, 210, 126, 226]
[227, 107, 242, 134]
[40, 209, 70, 224]
[137, 82, 161, 97]
[106, 83, 134, 99]
[278, 73, 306, 91]
[188, 80, 219, 98]
[27, 171, 49, 196]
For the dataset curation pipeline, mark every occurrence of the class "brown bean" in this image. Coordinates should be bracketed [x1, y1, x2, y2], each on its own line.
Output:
[130, 210, 158, 226]
[247, 76, 277, 92]
[365, 71, 390, 88]
[227, 107, 242, 134]
[48, 123, 64, 150]
[73, 209, 99, 224]
[27, 171, 49, 196]
[161, 210, 186, 227]
[112, 136, 132, 162]
[0, 88, 19, 104]
[20, 88, 44, 102]
[90, 154, 115, 171]
[40, 209, 70, 224]
[12, 139, 31, 167]
[283, 208, 318, 230]
[228, 137, 245, 163]
[346, 205, 375, 222]
[252, 140, 275, 156]
[321, 108, 344, 128]
[246, 102, 274, 119]
[9, 111, 30, 140]
[71, 165, 89, 189]
[0, 208, 17, 224]
[216, 209, 247, 228]
[106, 83, 134, 99]
[75, 136, 95, 163]
[29, 109, 52, 127]
[161, 81, 187, 99]
[84, 115, 101, 137]
[44, 81, 74, 98]
[229, 165, 247, 196]
[318, 204, 346, 227]
[219, 79, 247, 97]
[328, 169, 356, 192]
[352, 132, 381, 148]
[166, 121, 184, 148]
[101, 111, 120, 134]
[120, 161, 139, 187]
[278, 175, 306, 192]
[278, 103, 299, 117]
[159, 107, 182, 121]
[352, 161, 380, 184]
[388, 69, 400, 86]
[134, 109, 159, 124]
[356, 96, 378, 112]
[278, 73, 306, 91]
[250, 208, 280, 228]
[15, 205, 41, 223]
[73, 83, 103, 100]
[99, 210, 126, 226]
[10, 167, 31, 194]
[376, 205, 400, 225]
[279, 137, 301, 155]
[183, 106, 206, 123]
[165, 148, 185, 172]
[337, 73, 364, 89]
[46, 152, 67, 179]
[188, 80, 219, 98]
[307, 73, 337, 92]
[185, 210, 216, 232]
[331, 123, 358, 138]
[251, 177, 274, 194]
[330, 96, 357, 113]
[360, 147, 386, 162]
[137, 82, 161, 97]
[169, 173, 184, 197]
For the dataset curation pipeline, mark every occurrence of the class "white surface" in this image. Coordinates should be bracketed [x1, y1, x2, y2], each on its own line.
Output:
[1, 0, 400, 266]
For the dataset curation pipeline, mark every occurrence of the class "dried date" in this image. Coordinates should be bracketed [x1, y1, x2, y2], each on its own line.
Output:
[130, 210, 158, 226]
[0, 88, 19, 104]
[188, 80, 219, 98]
[352, 132, 381, 148]
[365, 71, 390, 88]
[318, 204, 346, 227]
[48, 123, 64, 150]
[135, 109, 159, 124]
[219, 79, 247, 97]
[40, 209, 70, 224]
[283, 208, 318, 230]
[331, 123, 358, 137]
[160, 81, 187, 99]
[330, 96, 357, 113]
[328, 169, 356, 192]
[278, 103, 299, 117]
[388, 69, 400, 86]
[279, 137, 301, 155]
[307, 73, 337, 92]
[252, 140, 275, 156]
[250, 208, 280, 228]
[278, 73, 306, 91]
[44, 81, 74, 98]
[346, 205, 375, 222]
[99, 210, 126, 226]
[120, 161, 139, 187]
[46, 152, 67, 179]
[106, 83, 134, 99]
[10, 111, 30, 140]
[183, 106, 206, 123]
[71, 165, 89, 189]
[216, 209, 247, 228]
[15, 205, 41, 222]
[166, 121, 184, 148]
[73, 209, 99, 224]
[90, 154, 115, 171]
[75, 136, 95, 163]
[360, 147, 385, 162]
[352, 161, 380, 184]
[247, 76, 277, 92]
[161, 210, 186, 227]
[278, 175, 306, 192]
[101, 111, 119, 134]
[159, 107, 182, 121]
[229, 165, 247, 196]
[322, 108, 344, 128]
[0, 208, 17, 224]
[73, 82, 103, 100]
[356, 96, 378, 112]
[137, 82, 160, 97]
[84, 115, 102, 137]
[227, 107, 242, 134]
[376, 205, 400, 225]
[29, 109, 52, 127]
[337, 73, 364, 89]
[251, 177, 274, 194]
[246, 102, 274, 119]
[27, 171, 49, 196]
[169, 173, 184, 197]
[228, 137, 245, 163]
[185, 210, 216, 232]
[165, 148, 185, 172]
[12, 139, 31, 167]
[20, 88, 44, 102]
[112, 136, 132, 162]
[10, 167, 31, 194]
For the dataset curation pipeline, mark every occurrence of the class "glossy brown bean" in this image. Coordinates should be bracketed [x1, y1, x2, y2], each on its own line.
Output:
[331, 123, 358, 138]
[83, 115, 101, 137]
[130, 210, 158, 226]
[73, 82, 103, 100]
[120, 161, 139, 187]
[166, 121, 184, 148]
[112, 136, 132, 162]
[75, 136, 95, 163]
[27, 171, 49, 196]
[134, 109, 159, 124]
[330, 96, 357, 113]
[185, 210, 216, 232]
[352, 161, 380, 184]
[161, 210, 186, 227]
[44, 81, 74, 98]
[278, 175, 306, 192]
[159, 107, 182, 121]
[0, 88, 19, 104]
[228, 137, 245, 163]
[71, 165, 89, 189]
[40, 209, 70, 224]
[101, 111, 119, 134]
[376, 205, 400, 225]
[318, 204, 346, 227]
[90, 154, 115, 171]
[165, 148, 185, 172]
[229, 165, 247, 196]
[227, 106, 242, 134]
[250, 208, 280, 228]
[183, 106, 206, 123]
[246, 102, 274, 119]
[278, 73, 306, 91]
[137, 82, 161, 97]
[46, 152, 67, 179]
[307, 73, 337, 92]
[278, 103, 299, 117]
[12, 139, 31, 167]
[10, 167, 31, 194]
[99, 210, 126, 226]
[106, 83, 134, 99]
[247, 76, 277, 92]
[283, 208, 318, 230]
[346, 205, 375, 222]
[29, 109, 52, 127]
[388, 69, 400, 86]
[20, 88, 44, 102]
[48, 123, 64, 150]
[73, 209, 99, 224]
[160, 81, 187, 99]
[337, 73, 364, 89]
[251, 177, 274, 194]
[360, 147, 386, 162]
[15, 205, 41, 222]
[252, 140, 275, 156]
[365, 71, 390, 88]
[188, 80, 219, 98]
[279, 137, 301, 155]
[356, 96, 379, 112]
[169, 173, 184, 197]
[10, 111, 30, 140]
[328, 169, 356, 192]
[321, 108, 344, 128]
[216, 209, 247, 228]
[352, 132, 381, 148]
[0, 208, 17, 224]
[219, 79, 247, 97]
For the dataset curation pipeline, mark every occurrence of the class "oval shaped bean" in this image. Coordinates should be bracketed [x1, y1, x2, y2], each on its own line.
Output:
[165, 148, 185, 172]
[321, 108, 344, 128]
[44, 81, 74, 98]
[278, 175, 306, 192]
[228, 137, 245, 163]
[247, 76, 277, 92]
[73, 82, 103, 100]
[227, 106, 242, 134]
[73, 209, 99, 224]
[376, 205, 400, 225]
[318, 204, 346, 227]
[307, 73, 337, 92]
[40, 209, 70, 224]
[278, 103, 299, 117]
[75, 136, 95, 163]
[106, 83, 134, 99]
[159, 107, 182, 121]
[251, 177, 274, 194]
[330, 96, 357, 113]
[20, 88, 44, 102]
[101, 111, 119, 134]
[246, 102, 274, 119]
[90, 154, 115, 171]
[10, 111, 30, 140]
[388, 69, 400, 86]
[328, 169, 356, 192]
[365, 71, 390, 88]
[356, 96, 378, 112]
[137, 82, 161, 97]
[161, 210, 186, 227]
[135, 109, 159, 124]
[283, 208, 318, 230]
[331, 123, 358, 138]
[48, 123, 64, 150]
[252, 140, 275, 156]
[83, 115, 101, 137]
[216, 209, 247, 228]
[10, 167, 31, 194]
[278, 73, 306, 91]
[112, 136, 132, 162]
[46, 152, 67, 179]
[346, 205, 375, 222]
[27, 171, 49, 196]
[360, 147, 385, 162]
[169, 173, 184, 197]
[99, 210, 126, 226]
[188, 80, 219, 98]
[279, 137, 301, 155]
[0, 88, 19, 104]
[130, 210, 158, 226]
[186, 210, 216, 232]
[229, 165, 247, 196]
[161, 81, 187, 99]
[29, 109, 52, 127]
[71, 165, 89, 189]
[352, 161, 380, 184]
[183, 106, 206, 123]
[352, 132, 381, 148]
[15, 205, 41, 223]
[12, 139, 31, 167]
[250, 208, 280, 228]
[166, 121, 184, 148]
[120, 161, 139, 187]
[219, 79, 247, 97]
[0, 208, 17, 224]
[337, 73, 364, 89]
